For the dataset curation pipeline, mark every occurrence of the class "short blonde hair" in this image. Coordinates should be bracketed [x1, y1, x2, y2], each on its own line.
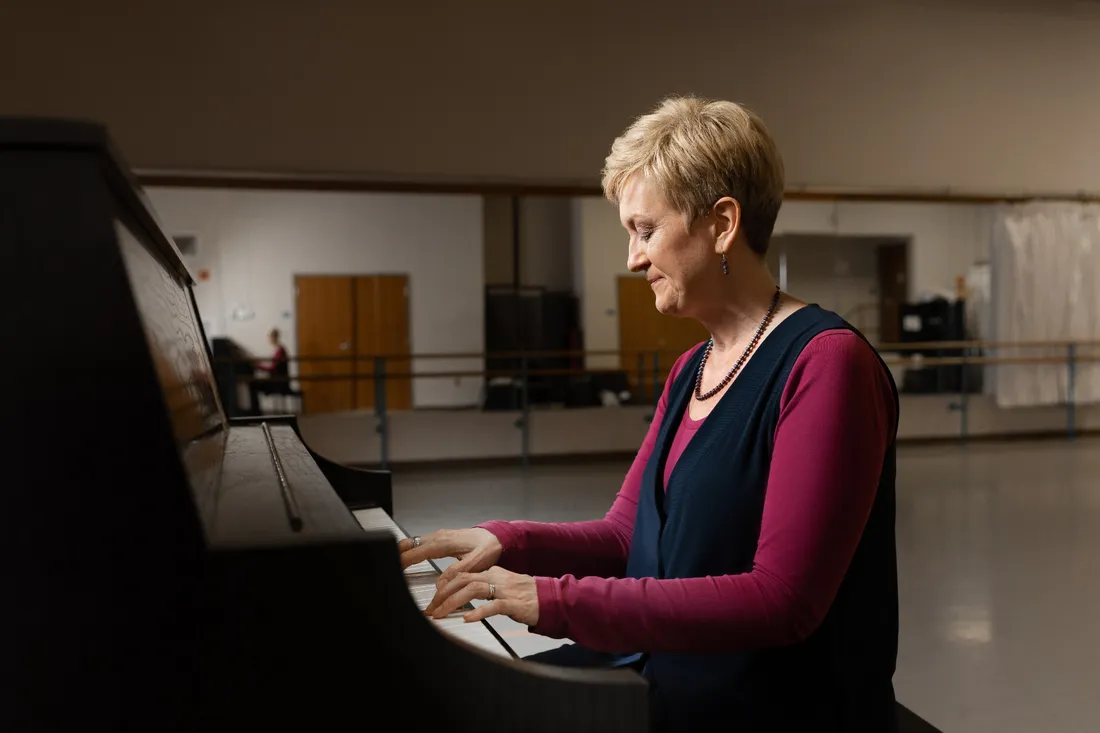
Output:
[602, 95, 785, 255]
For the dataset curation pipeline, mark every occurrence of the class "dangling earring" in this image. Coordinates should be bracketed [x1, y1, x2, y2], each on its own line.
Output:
[721, 253, 729, 275]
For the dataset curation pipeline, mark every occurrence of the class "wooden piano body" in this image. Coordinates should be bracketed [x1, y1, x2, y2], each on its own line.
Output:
[1, 118, 649, 732]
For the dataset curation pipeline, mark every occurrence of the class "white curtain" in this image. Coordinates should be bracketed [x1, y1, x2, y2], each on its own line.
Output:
[991, 202, 1100, 408]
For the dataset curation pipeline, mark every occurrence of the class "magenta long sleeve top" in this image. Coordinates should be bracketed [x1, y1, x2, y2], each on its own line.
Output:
[478, 328, 897, 654]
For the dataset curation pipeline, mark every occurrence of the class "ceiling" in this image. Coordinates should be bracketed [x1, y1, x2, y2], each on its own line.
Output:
[891, 0, 1100, 15]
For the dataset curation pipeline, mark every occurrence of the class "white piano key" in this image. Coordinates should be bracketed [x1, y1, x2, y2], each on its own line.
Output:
[352, 508, 511, 658]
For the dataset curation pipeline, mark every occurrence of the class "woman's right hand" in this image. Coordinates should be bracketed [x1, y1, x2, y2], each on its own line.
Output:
[397, 527, 503, 588]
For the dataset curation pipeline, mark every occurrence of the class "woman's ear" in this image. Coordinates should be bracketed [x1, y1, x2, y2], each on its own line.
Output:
[712, 197, 741, 255]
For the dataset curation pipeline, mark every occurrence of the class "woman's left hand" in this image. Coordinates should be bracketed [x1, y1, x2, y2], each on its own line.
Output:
[424, 565, 539, 627]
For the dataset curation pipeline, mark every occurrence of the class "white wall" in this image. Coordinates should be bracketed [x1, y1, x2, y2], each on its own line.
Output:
[773, 201, 991, 301]
[576, 197, 630, 369]
[575, 197, 993, 365]
[767, 234, 885, 336]
[145, 187, 485, 408]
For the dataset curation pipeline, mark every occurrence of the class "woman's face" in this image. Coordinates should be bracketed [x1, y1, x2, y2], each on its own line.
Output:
[619, 175, 724, 318]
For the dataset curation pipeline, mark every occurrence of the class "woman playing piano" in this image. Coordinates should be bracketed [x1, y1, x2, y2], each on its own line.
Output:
[399, 96, 899, 732]
[247, 328, 290, 415]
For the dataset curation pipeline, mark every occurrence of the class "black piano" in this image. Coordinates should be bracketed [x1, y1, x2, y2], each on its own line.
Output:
[2, 119, 649, 732]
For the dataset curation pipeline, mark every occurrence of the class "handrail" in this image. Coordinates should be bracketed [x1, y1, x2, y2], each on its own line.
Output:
[876, 338, 1100, 351]
[214, 338, 1100, 365]
[229, 339, 1097, 467]
[224, 355, 1100, 384]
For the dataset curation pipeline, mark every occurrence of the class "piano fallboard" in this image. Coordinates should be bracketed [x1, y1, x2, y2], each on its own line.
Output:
[202, 422, 364, 546]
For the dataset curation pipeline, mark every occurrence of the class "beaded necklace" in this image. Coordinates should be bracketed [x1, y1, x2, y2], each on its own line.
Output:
[693, 286, 782, 401]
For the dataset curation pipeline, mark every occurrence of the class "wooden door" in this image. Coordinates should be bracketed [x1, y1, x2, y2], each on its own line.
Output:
[617, 275, 709, 390]
[618, 276, 665, 380]
[295, 275, 355, 413]
[876, 242, 909, 344]
[661, 304, 711, 358]
[354, 275, 412, 411]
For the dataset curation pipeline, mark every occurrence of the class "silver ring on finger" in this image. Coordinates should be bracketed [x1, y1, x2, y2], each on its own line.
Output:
[411, 536, 422, 548]
[487, 583, 496, 601]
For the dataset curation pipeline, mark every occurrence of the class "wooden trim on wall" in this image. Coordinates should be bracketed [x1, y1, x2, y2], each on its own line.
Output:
[783, 187, 1100, 204]
[135, 169, 1100, 204]
[136, 171, 602, 197]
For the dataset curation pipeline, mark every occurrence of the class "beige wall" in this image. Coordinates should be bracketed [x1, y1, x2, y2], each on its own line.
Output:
[5, 0, 1100, 194]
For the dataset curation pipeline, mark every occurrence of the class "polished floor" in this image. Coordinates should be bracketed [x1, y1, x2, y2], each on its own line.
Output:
[391, 438, 1100, 733]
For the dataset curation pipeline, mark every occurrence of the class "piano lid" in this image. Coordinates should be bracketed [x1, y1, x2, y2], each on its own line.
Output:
[0, 116, 198, 286]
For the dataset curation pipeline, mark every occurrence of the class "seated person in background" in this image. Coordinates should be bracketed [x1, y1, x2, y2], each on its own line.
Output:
[248, 328, 290, 415]
[398, 96, 900, 732]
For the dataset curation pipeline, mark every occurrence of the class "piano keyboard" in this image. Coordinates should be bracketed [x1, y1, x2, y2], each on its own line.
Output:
[353, 508, 514, 659]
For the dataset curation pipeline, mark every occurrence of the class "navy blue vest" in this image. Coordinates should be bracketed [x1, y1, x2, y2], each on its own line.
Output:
[625, 306, 899, 731]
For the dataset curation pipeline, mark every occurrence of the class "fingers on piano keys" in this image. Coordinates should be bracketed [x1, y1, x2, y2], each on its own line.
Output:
[352, 508, 513, 658]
